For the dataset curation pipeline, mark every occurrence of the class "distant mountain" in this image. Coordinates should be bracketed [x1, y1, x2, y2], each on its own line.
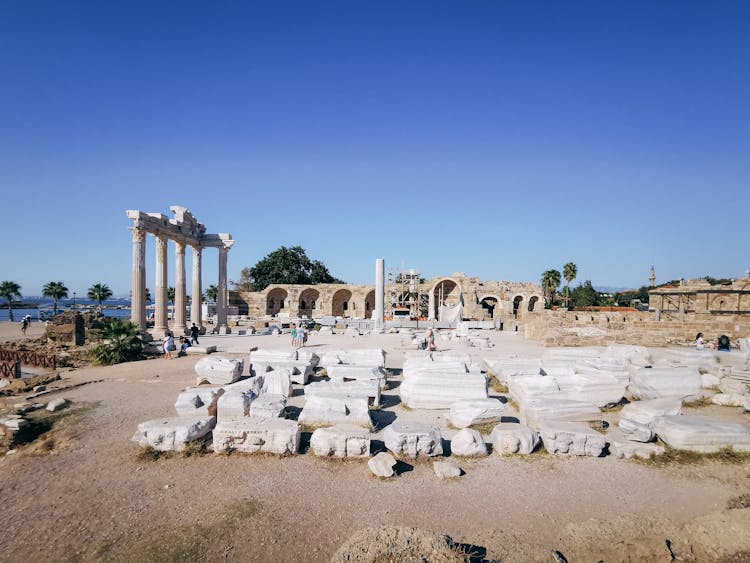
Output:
[593, 286, 636, 294]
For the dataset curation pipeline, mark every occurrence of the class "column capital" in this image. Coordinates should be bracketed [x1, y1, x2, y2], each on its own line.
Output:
[131, 227, 146, 243]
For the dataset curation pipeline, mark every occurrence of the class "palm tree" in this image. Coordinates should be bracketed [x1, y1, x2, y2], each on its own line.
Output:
[167, 287, 176, 304]
[541, 269, 562, 309]
[42, 281, 69, 315]
[88, 283, 113, 309]
[204, 284, 219, 304]
[90, 318, 143, 365]
[563, 262, 578, 308]
[0, 281, 22, 321]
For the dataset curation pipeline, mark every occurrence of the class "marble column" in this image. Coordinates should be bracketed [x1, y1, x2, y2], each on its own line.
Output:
[217, 246, 230, 333]
[374, 258, 384, 329]
[191, 246, 203, 330]
[130, 227, 147, 331]
[154, 234, 169, 335]
[428, 291, 436, 320]
[174, 241, 187, 335]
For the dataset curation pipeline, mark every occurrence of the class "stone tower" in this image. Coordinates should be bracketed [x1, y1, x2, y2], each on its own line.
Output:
[649, 265, 656, 288]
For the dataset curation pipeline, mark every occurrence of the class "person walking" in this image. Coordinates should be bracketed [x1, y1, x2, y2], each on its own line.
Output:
[291, 323, 298, 348]
[20, 316, 29, 335]
[190, 323, 200, 346]
[162, 331, 175, 359]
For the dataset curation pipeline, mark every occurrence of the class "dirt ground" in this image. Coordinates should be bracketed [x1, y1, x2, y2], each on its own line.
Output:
[1, 321, 749, 562]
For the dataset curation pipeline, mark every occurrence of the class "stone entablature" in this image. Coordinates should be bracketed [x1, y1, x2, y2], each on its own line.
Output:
[649, 278, 750, 316]
[239, 273, 543, 321]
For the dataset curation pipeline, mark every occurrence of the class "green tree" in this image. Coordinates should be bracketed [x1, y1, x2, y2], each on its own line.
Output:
[541, 269, 562, 308]
[90, 318, 143, 365]
[42, 281, 69, 315]
[167, 287, 175, 304]
[231, 267, 254, 292]
[570, 280, 600, 308]
[0, 281, 22, 321]
[204, 284, 219, 303]
[88, 283, 113, 308]
[563, 262, 577, 307]
[241, 246, 344, 291]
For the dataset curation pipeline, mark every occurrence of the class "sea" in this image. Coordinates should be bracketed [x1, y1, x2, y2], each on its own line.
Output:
[0, 299, 133, 322]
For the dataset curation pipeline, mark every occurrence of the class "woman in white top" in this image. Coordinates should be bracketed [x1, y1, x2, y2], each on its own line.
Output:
[695, 332, 705, 350]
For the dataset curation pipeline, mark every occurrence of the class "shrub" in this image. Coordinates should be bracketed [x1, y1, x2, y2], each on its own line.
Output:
[90, 318, 144, 365]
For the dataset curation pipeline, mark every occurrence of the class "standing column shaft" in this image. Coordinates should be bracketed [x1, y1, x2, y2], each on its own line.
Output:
[174, 242, 186, 335]
[191, 246, 203, 329]
[216, 247, 228, 331]
[154, 234, 169, 334]
[130, 228, 147, 331]
[375, 258, 385, 329]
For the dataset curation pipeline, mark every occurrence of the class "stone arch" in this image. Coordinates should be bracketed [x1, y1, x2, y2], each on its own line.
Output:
[431, 278, 462, 319]
[512, 295, 524, 318]
[709, 295, 731, 312]
[479, 295, 499, 319]
[266, 287, 288, 316]
[364, 290, 375, 319]
[298, 288, 320, 318]
[332, 289, 352, 317]
[527, 295, 540, 312]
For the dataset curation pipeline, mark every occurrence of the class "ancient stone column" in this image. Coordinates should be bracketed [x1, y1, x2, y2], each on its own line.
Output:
[374, 258, 385, 329]
[154, 234, 169, 335]
[217, 246, 230, 334]
[191, 245, 203, 329]
[174, 241, 187, 335]
[130, 227, 147, 331]
[428, 291, 436, 320]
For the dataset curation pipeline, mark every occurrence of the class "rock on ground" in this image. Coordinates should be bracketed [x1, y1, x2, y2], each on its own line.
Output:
[132, 416, 216, 452]
[434, 460, 462, 479]
[310, 424, 370, 458]
[450, 428, 487, 457]
[383, 422, 443, 458]
[367, 452, 397, 477]
[490, 422, 540, 455]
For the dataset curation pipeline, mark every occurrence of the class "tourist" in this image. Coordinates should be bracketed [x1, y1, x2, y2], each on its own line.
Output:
[427, 327, 437, 351]
[695, 332, 705, 350]
[190, 322, 200, 345]
[291, 323, 298, 348]
[178, 336, 191, 356]
[20, 316, 29, 335]
[301, 323, 308, 346]
[717, 334, 731, 352]
[162, 331, 175, 359]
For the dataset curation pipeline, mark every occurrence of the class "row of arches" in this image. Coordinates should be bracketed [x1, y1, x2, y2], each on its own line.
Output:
[479, 294, 540, 319]
[266, 288, 376, 318]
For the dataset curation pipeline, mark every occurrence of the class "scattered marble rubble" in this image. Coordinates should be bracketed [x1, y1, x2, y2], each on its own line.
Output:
[194, 356, 243, 385]
[310, 424, 370, 457]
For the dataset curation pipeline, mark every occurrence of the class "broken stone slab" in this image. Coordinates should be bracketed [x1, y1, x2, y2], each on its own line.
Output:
[46, 397, 69, 412]
[538, 420, 608, 456]
[310, 424, 371, 458]
[319, 348, 386, 369]
[344, 327, 360, 337]
[175, 386, 225, 417]
[251, 361, 314, 384]
[719, 378, 748, 395]
[250, 349, 297, 363]
[711, 393, 747, 407]
[368, 451, 397, 477]
[450, 428, 487, 457]
[249, 393, 286, 419]
[608, 432, 666, 459]
[383, 422, 443, 458]
[519, 397, 601, 429]
[603, 344, 652, 367]
[194, 356, 244, 385]
[653, 415, 750, 453]
[261, 369, 293, 398]
[298, 395, 372, 428]
[628, 367, 702, 401]
[433, 460, 462, 479]
[185, 345, 217, 355]
[133, 416, 216, 452]
[0, 415, 28, 430]
[296, 349, 320, 367]
[483, 358, 542, 385]
[701, 373, 722, 389]
[449, 398, 506, 428]
[490, 423, 540, 455]
[554, 372, 627, 408]
[215, 377, 265, 421]
[212, 418, 300, 455]
[618, 398, 682, 442]
[400, 371, 487, 409]
[326, 365, 388, 389]
[305, 379, 381, 407]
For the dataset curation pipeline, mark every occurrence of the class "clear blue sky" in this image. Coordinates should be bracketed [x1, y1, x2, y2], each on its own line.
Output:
[1, 1, 748, 297]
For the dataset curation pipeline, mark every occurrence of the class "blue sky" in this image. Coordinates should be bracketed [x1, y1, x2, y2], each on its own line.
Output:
[1, 1, 748, 297]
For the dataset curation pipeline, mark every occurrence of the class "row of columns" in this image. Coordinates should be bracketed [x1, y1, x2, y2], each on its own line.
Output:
[130, 227, 230, 335]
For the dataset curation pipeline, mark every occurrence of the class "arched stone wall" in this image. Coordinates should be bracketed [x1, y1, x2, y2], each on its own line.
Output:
[513, 295, 524, 318]
[479, 295, 499, 319]
[298, 288, 320, 318]
[364, 290, 375, 319]
[332, 289, 353, 317]
[431, 278, 462, 318]
[527, 295, 540, 312]
[266, 287, 288, 316]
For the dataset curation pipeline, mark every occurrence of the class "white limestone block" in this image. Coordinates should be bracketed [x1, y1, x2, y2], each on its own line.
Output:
[133, 416, 215, 452]
[434, 460, 462, 479]
[520, 397, 601, 429]
[450, 428, 487, 456]
[250, 349, 297, 363]
[194, 356, 244, 385]
[252, 361, 313, 384]
[310, 424, 370, 457]
[261, 369, 293, 398]
[701, 373, 722, 389]
[296, 349, 319, 367]
[46, 398, 69, 412]
[298, 395, 372, 428]
[608, 436, 665, 459]
[326, 365, 388, 389]
[249, 393, 286, 419]
[539, 420, 607, 456]
[719, 378, 748, 395]
[185, 345, 217, 355]
[653, 415, 750, 453]
[344, 327, 360, 337]
[320, 348, 386, 369]
[368, 451, 396, 477]
[554, 372, 626, 408]
[383, 422, 443, 458]
[618, 398, 682, 442]
[175, 386, 225, 417]
[711, 393, 747, 407]
[212, 418, 300, 455]
[400, 371, 487, 409]
[484, 358, 542, 385]
[603, 344, 652, 367]
[628, 367, 701, 401]
[216, 377, 264, 421]
[306, 379, 381, 407]
[490, 423, 540, 455]
[449, 399, 506, 428]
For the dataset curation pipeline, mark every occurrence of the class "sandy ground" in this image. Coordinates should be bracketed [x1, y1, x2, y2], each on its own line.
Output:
[1, 321, 749, 562]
